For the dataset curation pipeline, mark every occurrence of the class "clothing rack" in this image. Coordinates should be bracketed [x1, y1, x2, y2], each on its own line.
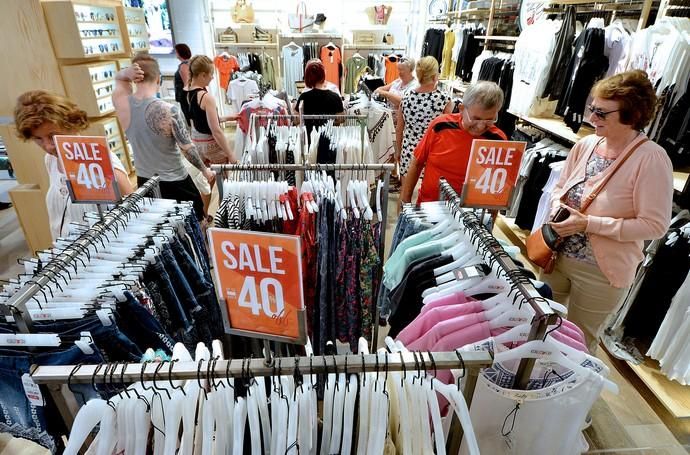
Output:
[438, 177, 560, 389]
[248, 113, 369, 162]
[0, 176, 162, 334]
[30, 350, 494, 450]
[211, 162, 393, 348]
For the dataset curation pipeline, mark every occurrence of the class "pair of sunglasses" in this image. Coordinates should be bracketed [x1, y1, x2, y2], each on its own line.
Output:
[587, 105, 619, 120]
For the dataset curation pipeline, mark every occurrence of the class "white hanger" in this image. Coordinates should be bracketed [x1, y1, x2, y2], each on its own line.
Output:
[494, 339, 619, 394]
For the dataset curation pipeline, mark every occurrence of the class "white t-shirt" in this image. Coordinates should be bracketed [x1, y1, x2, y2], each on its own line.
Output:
[227, 78, 260, 113]
[45, 152, 126, 240]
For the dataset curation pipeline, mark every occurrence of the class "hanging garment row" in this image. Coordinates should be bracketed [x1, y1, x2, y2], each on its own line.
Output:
[381, 193, 619, 454]
[604, 211, 690, 378]
[507, 138, 569, 228]
[346, 92, 396, 166]
[0, 188, 223, 452]
[36, 342, 493, 455]
[213, 164, 390, 355]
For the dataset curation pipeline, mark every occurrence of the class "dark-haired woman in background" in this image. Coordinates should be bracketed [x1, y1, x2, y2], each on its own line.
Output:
[174, 43, 192, 124]
[541, 70, 673, 352]
[296, 59, 345, 136]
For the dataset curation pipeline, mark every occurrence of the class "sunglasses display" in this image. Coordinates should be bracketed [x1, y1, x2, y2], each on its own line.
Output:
[74, 10, 116, 23]
[90, 69, 115, 82]
[94, 84, 114, 97]
[80, 28, 118, 38]
[83, 42, 120, 55]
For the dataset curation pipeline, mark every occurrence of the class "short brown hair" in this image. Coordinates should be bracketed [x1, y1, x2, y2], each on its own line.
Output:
[132, 51, 161, 83]
[591, 70, 657, 130]
[14, 90, 88, 140]
[304, 59, 325, 88]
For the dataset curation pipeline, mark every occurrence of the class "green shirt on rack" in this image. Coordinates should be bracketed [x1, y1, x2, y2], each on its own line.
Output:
[344, 55, 369, 94]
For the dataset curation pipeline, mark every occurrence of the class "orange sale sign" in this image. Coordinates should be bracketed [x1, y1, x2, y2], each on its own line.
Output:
[208, 228, 306, 343]
[54, 135, 121, 203]
[461, 139, 527, 210]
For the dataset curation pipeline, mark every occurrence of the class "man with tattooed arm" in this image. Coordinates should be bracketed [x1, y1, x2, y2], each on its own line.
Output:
[113, 52, 213, 220]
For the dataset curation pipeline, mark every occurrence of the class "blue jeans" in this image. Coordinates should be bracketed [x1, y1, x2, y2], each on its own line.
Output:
[0, 318, 142, 362]
[0, 342, 104, 452]
[161, 244, 201, 316]
[185, 215, 211, 281]
[117, 292, 176, 355]
[170, 238, 223, 344]
[146, 257, 190, 332]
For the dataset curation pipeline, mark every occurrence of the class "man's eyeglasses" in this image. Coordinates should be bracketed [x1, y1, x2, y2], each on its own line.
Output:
[463, 108, 498, 125]
[587, 105, 619, 120]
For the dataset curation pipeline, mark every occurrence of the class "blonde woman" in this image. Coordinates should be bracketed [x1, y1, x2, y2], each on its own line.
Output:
[14, 90, 133, 239]
[186, 55, 237, 164]
[396, 56, 452, 188]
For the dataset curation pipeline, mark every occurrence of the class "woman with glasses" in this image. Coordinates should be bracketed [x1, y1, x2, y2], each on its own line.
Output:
[396, 57, 452, 189]
[541, 70, 673, 352]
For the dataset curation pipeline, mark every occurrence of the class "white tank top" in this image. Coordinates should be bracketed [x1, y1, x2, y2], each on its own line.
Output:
[45, 153, 125, 239]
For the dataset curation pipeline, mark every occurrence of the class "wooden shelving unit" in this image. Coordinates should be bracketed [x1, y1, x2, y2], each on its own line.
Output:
[508, 111, 594, 144]
[627, 356, 690, 418]
[42, 1, 126, 60]
[82, 116, 132, 174]
[60, 61, 118, 117]
[117, 5, 148, 55]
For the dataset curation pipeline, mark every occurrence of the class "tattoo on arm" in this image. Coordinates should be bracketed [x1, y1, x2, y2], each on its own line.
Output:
[182, 144, 206, 173]
[170, 105, 206, 172]
[144, 100, 173, 137]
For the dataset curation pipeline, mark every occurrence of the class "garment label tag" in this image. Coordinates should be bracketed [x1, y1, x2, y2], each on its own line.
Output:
[453, 266, 484, 281]
[22, 374, 44, 406]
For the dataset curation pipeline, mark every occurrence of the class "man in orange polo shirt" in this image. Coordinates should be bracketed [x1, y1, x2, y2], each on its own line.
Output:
[400, 81, 507, 205]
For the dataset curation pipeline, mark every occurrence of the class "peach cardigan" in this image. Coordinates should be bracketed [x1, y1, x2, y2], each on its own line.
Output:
[549, 133, 673, 288]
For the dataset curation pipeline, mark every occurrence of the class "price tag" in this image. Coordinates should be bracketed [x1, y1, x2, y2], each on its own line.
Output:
[54, 135, 121, 204]
[453, 266, 485, 281]
[208, 228, 306, 344]
[461, 139, 526, 210]
[22, 374, 44, 406]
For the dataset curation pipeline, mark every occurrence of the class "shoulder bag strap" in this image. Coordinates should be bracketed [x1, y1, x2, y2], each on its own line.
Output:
[580, 137, 649, 212]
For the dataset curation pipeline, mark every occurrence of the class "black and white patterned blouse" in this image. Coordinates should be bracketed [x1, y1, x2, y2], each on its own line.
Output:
[400, 88, 450, 175]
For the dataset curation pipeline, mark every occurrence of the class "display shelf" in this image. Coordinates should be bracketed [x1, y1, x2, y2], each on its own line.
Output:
[475, 35, 519, 40]
[627, 358, 690, 418]
[214, 42, 279, 47]
[495, 214, 530, 255]
[43, 1, 126, 60]
[60, 61, 118, 117]
[343, 44, 407, 49]
[116, 5, 148, 55]
[673, 170, 689, 192]
[508, 111, 593, 145]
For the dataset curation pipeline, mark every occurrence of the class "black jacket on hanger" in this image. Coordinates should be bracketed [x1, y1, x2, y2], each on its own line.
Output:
[542, 6, 576, 100]
[555, 27, 608, 133]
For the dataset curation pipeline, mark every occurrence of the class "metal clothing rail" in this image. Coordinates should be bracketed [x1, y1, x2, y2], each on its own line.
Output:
[0, 176, 162, 333]
[438, 178, 559, 389]
[211, 162, 394, 350]
[31, 351, 493, 451]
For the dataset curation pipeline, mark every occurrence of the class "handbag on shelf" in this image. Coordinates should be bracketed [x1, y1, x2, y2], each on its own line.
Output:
[219, 27, 238, 43]
[232, 0, 255, 23]
[383, 33, 394, 44]
[526, 137, 648, 273]
[254, 26, 271, 42]
[288, 1, 314, 32]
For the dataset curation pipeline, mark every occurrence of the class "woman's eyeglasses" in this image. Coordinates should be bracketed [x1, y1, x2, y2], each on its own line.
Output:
[587, 105, 619, 120]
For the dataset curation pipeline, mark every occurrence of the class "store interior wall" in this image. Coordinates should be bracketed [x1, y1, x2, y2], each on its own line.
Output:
[209, 0, 417, 52]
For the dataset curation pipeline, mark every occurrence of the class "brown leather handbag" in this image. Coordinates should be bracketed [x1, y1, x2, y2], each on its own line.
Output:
[526, 137, 648, 273]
